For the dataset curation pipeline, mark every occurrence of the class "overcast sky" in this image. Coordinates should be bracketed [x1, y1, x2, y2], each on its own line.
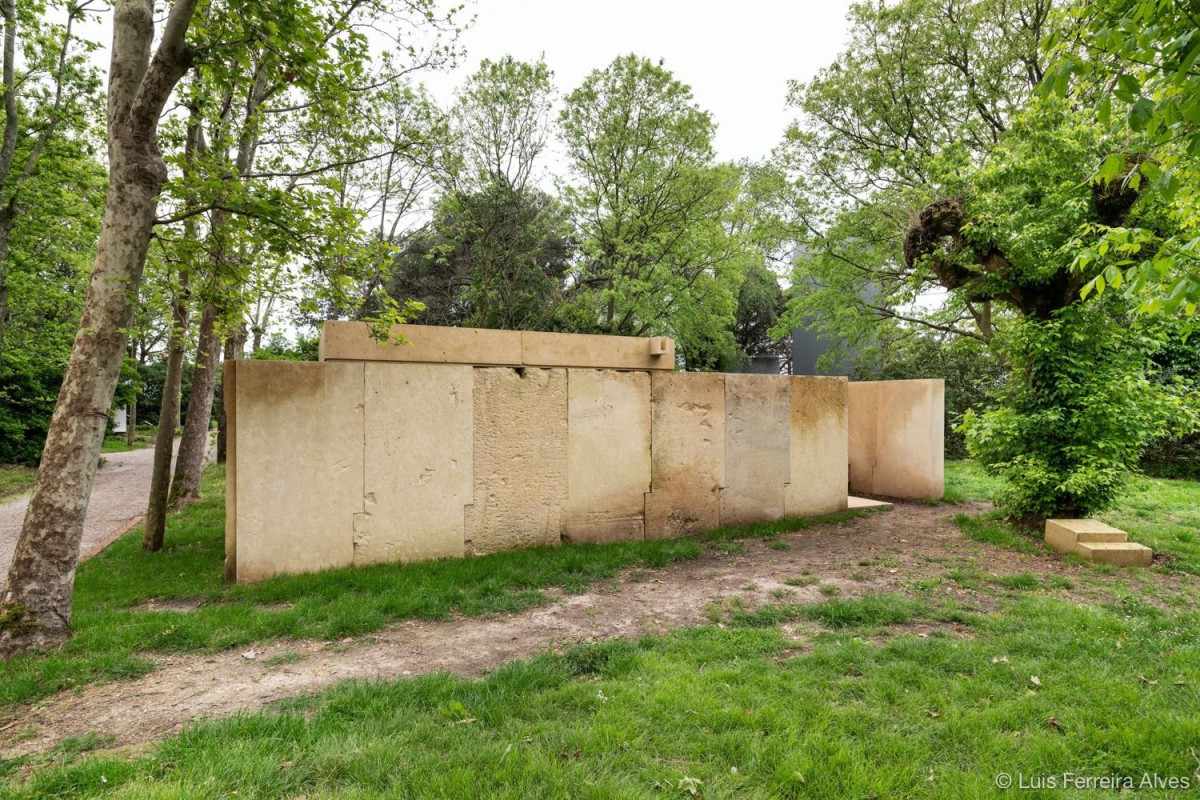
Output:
[423, 0, 857, 161]
[76, 0, 856, 163]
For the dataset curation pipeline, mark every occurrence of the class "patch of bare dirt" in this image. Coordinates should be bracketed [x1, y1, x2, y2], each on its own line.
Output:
[1, 502, 1191, 759]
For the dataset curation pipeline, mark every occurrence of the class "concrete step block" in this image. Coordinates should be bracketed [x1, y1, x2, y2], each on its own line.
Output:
[1075, 541, 1153, 567]
[1045, 519, 1128, 553]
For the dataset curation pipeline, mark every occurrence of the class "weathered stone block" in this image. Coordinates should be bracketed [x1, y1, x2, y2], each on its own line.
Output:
[320, 321, 674, 370]
[562, 370, 651, 543]
[848, 379, 944, 499]
[466, 368, 568, 554]
[356, 363, 473, 565]
[721, 374, 790, 526]
[230, 361, 363, 581]
[785, 376, 848, 517]
[1075, 541, 1153, 566]
[321, 322, 522, 366]
[643, 372, 725, 539]
[521, 330, 674, 371]
[1044, 518, 1127, 554]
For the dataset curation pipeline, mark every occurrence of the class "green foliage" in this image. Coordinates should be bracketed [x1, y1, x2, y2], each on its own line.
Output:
[961, 304, 1175, 524]
[0, 138, 106, 465]
[250, 334, 321, 362]
[448, 56, 555, 192]
[776, 0, 1058, 348]
[388, 182, 574, 330]
[559, 55, 757, 362]
[1044, 0, 1200, 322]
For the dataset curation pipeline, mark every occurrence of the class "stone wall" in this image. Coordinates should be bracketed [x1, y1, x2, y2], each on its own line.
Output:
[847, 379, 945, 500]
[226, 325, 857, 581]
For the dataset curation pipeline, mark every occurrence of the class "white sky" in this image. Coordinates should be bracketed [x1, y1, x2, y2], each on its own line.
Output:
[424, 0, 856, 161]
[75, 0, 856, 163]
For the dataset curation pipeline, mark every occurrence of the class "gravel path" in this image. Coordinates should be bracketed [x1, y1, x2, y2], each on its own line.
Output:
[0, 440, 197, 588]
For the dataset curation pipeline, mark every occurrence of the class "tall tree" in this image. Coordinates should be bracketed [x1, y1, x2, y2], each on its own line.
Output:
[449, 55, 555, 193]
[147, 0, 461, 534]
[559, 55, 753, 359]
[0, 0, 102, 358]
[0, 0, 198, 656]
[387, 182, 573, 329]
[775, 0, 1060, 350]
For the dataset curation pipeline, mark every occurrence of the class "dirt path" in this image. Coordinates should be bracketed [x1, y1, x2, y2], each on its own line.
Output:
[4, 501, 1130, 760]
[0, 439, 210, 591]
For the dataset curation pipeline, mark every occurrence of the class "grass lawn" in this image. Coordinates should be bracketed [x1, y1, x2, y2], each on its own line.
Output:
[100, 426, 156, 454]
[3, 462, 1200, 797]
[945, 459, 1200, 575]
[8, 589, 1200, 797]
[0, 466, 36, 500]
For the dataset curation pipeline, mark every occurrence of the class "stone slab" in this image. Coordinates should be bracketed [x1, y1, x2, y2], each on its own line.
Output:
[1075, 541, 1153, 567]
[466, 367, 568, 554]
[521, 330, 674, 371]
[1046, 519, 1127, 543]
[562, 370, 651, 543]
[321, 322, 522, 366]
[357, 363, 473, 565]
[785, 376, 848, 517]
[721, 374, 790, 526]
[230, 361, 364, 581]
[644, 372, 726, 539]
[848, 496, 893, 511]
[848, 379, 944, 500]
[320, 321, 674, 371]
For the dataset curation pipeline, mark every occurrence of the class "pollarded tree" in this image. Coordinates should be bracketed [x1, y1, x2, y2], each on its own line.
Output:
[926, 100, 1182, 523]
[776, 0, 1063, 351]
[559, 55, 753, 360]
[1043, 0, 1200, 324]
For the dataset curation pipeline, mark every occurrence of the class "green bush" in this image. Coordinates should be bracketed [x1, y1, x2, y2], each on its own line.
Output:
[961, 304, 1176, 525]
[0, 352, 62, 465]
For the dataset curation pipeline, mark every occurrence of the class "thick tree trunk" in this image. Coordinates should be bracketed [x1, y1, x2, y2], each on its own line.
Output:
[0, 0, 196, 657]
[167, 301, 219, 509]
[215, 323, 244, 464]
[0, 145, 166, 652]
[143, 272, 190, 551]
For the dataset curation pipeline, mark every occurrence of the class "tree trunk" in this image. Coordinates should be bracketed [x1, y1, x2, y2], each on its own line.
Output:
[126, 393, 137, 447]
[0, 214, 11, 362]
[0, 0, 197, 657]
[215, 322, 244, 464]
[167, 301, 219, 509]
[1, 143, 169, 652]
[143, 271, 190, 551]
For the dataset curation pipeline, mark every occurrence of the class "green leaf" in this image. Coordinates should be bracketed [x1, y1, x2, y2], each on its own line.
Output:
[1128, 98, 1156, 131]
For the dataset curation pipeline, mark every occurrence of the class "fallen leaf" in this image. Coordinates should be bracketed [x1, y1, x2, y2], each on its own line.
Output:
[1047, 717, 1064, 731]
[241, 650, 257, 660]
[992, 656, 1009, 664]
[1030, 676, 1043, 688]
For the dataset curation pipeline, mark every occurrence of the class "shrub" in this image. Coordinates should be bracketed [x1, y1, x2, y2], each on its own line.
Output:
[961, 304, 1176, 525]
